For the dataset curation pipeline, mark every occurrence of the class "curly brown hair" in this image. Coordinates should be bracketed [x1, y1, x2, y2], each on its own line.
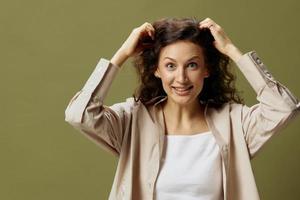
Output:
[132, 17, 244, 108]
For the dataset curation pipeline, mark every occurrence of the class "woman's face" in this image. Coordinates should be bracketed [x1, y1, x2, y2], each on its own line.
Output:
[155, 40, 209, 106]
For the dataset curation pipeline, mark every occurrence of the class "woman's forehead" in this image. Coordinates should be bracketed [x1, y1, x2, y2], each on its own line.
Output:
[159, 41, 204, 61]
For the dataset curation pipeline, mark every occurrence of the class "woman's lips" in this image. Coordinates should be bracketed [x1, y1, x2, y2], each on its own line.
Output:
[172, 86, 193, 95]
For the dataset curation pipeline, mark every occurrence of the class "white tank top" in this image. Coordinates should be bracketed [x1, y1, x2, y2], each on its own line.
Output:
[154, 131, 223, 200]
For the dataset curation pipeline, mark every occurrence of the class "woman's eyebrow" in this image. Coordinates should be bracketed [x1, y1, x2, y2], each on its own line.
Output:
[163, 55, 201, 61]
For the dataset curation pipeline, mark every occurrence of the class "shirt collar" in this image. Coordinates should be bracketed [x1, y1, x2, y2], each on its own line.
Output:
[154, 96, 168, 106]
[143, 95, 168, 107]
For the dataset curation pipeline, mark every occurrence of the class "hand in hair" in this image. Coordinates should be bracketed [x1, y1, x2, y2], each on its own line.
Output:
[199, 18, 242, 62]
[111, 22, 155, 67]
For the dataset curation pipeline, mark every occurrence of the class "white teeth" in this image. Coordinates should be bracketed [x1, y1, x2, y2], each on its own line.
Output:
[176, 88, 188, 91]
[173, 86, 191, 91]
[172, 86, 192, 96]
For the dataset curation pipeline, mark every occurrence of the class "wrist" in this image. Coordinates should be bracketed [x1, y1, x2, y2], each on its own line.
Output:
[111, 48, 129, 68]
[225, 44, 243, 63]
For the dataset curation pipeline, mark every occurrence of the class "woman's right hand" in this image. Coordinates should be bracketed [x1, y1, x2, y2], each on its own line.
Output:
[111, 22, 155, 67]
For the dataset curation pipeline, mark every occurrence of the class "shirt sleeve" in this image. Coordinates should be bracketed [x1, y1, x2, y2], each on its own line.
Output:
[235, 51, 300, 159]
[64, 58, 134, 157]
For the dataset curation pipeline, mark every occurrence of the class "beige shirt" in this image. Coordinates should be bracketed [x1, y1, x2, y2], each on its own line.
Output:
[65, 51, 300, 200]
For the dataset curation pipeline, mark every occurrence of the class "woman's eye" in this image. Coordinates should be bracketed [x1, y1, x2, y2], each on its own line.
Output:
[166, 63, 175, 69]
[188, 62, 198, 68]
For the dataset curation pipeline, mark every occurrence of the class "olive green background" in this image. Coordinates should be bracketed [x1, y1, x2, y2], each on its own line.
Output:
[1, 0, 299, 199]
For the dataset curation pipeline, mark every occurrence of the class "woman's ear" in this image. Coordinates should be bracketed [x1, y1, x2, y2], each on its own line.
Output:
[204, 66, 209, 78]
[154, 69, 160, 78]
[204, 71, 209, 78]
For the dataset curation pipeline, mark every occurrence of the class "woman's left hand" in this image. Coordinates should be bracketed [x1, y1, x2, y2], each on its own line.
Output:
[199, 18, 242, 62]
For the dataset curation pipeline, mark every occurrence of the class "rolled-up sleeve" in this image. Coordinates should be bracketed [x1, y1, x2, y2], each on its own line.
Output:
[235, 51, 300, 158]
[64, 58, 133, 157]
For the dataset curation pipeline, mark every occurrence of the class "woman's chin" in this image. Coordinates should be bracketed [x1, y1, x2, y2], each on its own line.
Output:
[168, 94, 198, 106]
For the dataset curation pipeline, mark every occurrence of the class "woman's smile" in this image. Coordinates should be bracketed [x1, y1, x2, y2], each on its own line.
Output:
[171, 85, 194, 96]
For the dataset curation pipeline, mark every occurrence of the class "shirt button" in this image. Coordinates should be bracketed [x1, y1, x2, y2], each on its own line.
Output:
[265, 71, 272, 78]
[222, 145, 228, 151]
[256, 58, 262, 64]
[268, 81, 276, 87]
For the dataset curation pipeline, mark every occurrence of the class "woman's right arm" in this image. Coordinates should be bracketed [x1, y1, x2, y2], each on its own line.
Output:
[64, 22, 155, 157]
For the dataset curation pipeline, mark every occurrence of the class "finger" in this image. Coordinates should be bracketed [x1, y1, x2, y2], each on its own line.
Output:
[199, 18, 220, 29]
[199, 17, 213, 25]
[143, 22, 151, 26]
[144, 22, 154, 30]
[146, 26, 155, 39]
[198, 22, 213, 29]
[147, 25, 155, 33]
[140, 23, 151, 32]
[148, 31, 154, 39]
[138, 22, 155, 40]
[198, 23, 220, 42]
[199, 22, 221, 31]
[141, 27, 154, 40]
[143, 22, 155, 32]
[199, 18, 209, 24]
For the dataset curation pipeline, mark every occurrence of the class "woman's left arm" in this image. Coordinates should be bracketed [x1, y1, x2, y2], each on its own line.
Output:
[199, 18, 300, 158]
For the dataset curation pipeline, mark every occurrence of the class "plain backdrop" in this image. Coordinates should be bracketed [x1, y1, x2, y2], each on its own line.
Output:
[1, 0, 299, 199]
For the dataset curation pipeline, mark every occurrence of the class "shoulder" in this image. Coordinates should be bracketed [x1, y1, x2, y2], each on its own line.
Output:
[229, 102, 245, 111]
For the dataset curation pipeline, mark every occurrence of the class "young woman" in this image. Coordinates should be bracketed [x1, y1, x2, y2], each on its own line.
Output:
[65, 17, 300, 200]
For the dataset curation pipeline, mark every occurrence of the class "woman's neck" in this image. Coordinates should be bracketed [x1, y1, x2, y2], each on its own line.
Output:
[162, 99, 205, 127]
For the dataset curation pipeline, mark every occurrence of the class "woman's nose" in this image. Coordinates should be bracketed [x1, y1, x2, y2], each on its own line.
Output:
[176, 68, 188, 83]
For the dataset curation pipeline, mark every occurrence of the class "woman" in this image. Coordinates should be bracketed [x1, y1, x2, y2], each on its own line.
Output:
[65, 17, 300, 200]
